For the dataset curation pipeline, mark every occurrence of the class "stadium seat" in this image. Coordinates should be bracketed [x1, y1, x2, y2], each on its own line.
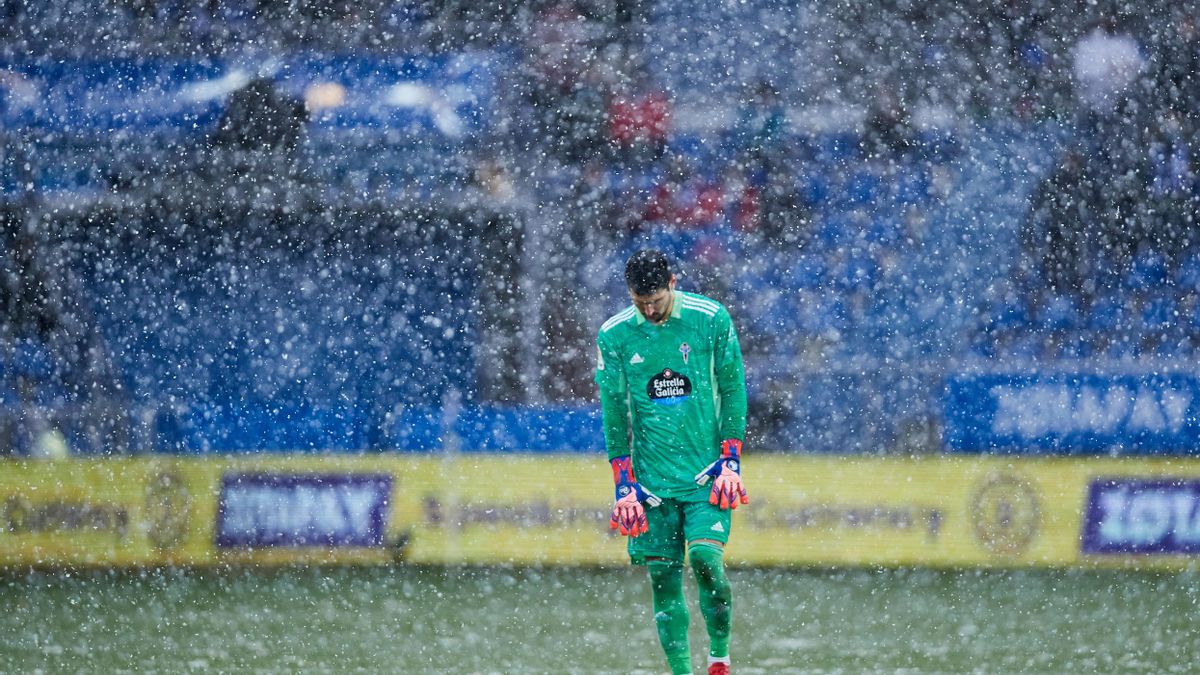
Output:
[668, 133, 710, 164]
[917, 131, 959, 163]
[1140, 293, 1177, 333]
[817, 132, 861, 163]
[816, 213, 854, 248]
[1185, 299, 1200, 334]
[800, 173, 830, 209]
[1036, 293, 1081, 332]
[1086, 294, 1127, 333]
[11, 338, 53, 380]
[0, 379, 24, 409]
[845, 170, 881, 206]
[967, 330, 998, 359]
[894, 166, 931, 205]
[802, 291, 848, 336]
[452, 405, 602, 452]
[1100, 334, 1140, 360]
[166, 399, 371, 453]
[864, 215, 901, 246]
[389, 406, 444, 452]
[784, 254, 828, 290]
[1125, 250, 1168, 291]
[988, 296, 1030, 332]
[836, 254, 880, 293]
[1054, 331, 1096, 360]
[1005, 333, 1045, 361]
[1175, 251, 1200, 292]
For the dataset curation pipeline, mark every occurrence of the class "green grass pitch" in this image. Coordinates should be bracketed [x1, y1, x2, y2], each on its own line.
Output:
[2, 566, 1197, 673]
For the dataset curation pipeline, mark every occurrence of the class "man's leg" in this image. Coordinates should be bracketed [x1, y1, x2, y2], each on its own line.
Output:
[647, 558, 693, 674]
[688, 540, 732, 665]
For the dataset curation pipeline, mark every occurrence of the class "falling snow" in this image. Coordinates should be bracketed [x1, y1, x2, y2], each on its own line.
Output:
[2, 1, 1200, 673]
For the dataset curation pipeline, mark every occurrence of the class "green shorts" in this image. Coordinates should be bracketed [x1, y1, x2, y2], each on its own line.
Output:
[627, 497, 732, 565]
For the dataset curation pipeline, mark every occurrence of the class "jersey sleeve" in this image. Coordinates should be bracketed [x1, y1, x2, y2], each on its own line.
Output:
[713, 307, 747, 442]
[594, 330, 631, 460]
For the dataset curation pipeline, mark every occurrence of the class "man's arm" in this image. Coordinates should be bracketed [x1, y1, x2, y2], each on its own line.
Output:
[695, 307, 750, 509]
[713, 307, 747, 443]
[595, 331, 659, 536]
[594, 333, 631, 460]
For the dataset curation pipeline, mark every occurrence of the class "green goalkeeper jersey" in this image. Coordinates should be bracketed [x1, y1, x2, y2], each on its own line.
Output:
[595, 289, 747, 500]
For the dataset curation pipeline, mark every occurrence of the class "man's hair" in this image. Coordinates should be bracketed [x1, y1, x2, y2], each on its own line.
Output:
[625, 249, 672, 296]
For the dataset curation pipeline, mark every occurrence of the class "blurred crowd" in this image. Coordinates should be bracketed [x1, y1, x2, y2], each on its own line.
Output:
[999, 10, 1200, 362]
[0, 208, 127, 457]
[2, 1, 1200, 454]
[497, 1, 953, 444]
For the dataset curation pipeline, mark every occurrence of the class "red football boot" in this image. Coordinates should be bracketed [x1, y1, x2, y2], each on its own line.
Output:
[708, 662, 730, 675]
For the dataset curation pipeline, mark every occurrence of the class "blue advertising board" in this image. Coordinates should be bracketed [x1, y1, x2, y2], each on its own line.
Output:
[216, 473, 392, 548]
[944, 373, 1200, 454]
[1081, 479, 1200, 554]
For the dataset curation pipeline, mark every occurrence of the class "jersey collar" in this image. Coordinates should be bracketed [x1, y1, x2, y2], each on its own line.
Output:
[634, 290, 684, 325]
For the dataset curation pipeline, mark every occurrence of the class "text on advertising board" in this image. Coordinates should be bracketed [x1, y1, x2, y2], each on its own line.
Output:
[216, 474, 391, 548]
[944, 374, 1200, 452]
[1082, 479, 1200, 554]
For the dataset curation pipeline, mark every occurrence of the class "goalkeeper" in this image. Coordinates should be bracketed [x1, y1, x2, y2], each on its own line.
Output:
[596, 249, 748, 675]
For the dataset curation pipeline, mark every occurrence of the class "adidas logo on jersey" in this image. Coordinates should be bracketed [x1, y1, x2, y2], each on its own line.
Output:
[710, 522, 725, 533]
[630, 353, 644, 364]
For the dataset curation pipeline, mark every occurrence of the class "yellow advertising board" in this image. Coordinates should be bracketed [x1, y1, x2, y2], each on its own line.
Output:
[2, 455, 1200, 569]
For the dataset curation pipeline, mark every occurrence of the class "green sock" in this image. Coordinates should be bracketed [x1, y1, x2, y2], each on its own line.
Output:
[689, 543, 732, 660]
[648, 561, 693, 674]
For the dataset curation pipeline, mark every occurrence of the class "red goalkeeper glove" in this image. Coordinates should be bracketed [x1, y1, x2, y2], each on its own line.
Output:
[694, 439, 749, 510]
[609, 456, 661, 537]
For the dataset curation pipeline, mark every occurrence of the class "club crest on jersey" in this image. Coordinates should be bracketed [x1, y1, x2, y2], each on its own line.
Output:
[679, 342, 691, 364]
[647, 368, 692, 405]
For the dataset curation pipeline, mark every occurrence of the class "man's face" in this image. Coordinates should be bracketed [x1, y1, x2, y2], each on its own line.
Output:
[630, 277, 676, 325]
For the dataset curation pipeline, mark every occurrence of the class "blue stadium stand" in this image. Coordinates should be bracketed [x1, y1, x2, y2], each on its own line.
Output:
[388, 405, 603, 453]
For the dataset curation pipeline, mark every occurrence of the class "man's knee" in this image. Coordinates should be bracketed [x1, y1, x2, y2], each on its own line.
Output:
[688, 540, 726, 582]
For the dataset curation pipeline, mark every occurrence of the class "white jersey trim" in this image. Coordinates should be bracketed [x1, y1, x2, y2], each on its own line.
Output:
[601, 306, 638, 332]
[680, 298, 718, 317]
[682, 293, 720, 310]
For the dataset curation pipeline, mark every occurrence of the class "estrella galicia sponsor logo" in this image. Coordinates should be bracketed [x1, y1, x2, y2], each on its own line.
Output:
[1081, 479, 1200, 554]
[216, 474, 391, 548]
[647, 368, 692, 405]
